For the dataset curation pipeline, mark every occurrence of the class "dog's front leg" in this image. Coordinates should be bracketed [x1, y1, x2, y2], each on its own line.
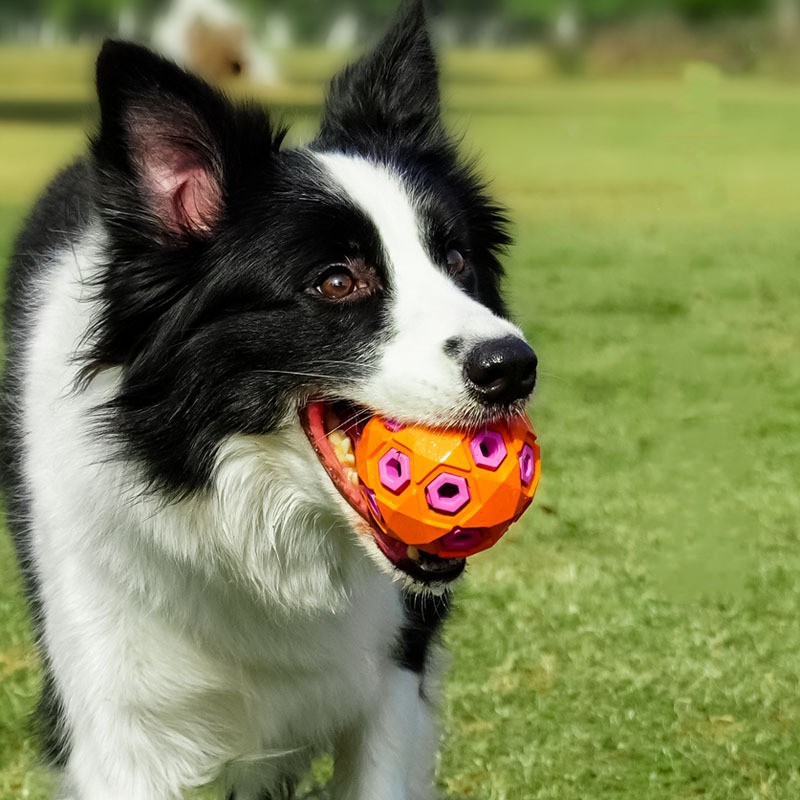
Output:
[331, 666, 439, 800]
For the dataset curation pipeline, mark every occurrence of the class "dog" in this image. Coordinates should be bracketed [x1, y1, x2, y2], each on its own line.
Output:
[1, 1, 537, 797]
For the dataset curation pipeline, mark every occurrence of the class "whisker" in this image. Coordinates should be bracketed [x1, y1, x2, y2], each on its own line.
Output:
[536, 370, 568, 384]
[250, 369, 353, 382]
[304, 359, 371, 370]
[325, 407, 375, 437]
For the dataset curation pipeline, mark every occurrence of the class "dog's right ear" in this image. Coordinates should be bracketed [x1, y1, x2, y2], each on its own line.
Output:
[315, 0, 446, 154]
[92, 41, 268, 242]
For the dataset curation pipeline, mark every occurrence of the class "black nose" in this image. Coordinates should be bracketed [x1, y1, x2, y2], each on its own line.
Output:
[464, 336, 538, 405]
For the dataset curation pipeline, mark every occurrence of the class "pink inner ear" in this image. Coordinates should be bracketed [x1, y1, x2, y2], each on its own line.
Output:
[127, 105, 223, 238]
[145, 149, 222, 235]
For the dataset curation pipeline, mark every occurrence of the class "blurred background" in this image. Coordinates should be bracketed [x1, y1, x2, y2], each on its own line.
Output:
[2, 0, 800, 78]
[1, 1, 799, 799]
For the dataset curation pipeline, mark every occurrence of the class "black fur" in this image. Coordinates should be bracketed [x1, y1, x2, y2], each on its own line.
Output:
[1, 0, 511, 775]
[395, 590, 453, 675]
[315, 0, 511, 317]
[226, 778, 296, 800]
[316, 0, 445, 156]
[84, 42, 396, 493]
[79, 7, 510, 497]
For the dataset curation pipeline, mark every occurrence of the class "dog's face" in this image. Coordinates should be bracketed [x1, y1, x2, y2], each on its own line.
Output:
[89, 1, 536, 591]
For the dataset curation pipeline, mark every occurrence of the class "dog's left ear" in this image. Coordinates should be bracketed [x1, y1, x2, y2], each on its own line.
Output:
[92, 41, 275, 242]
[316, 0, 445, 152]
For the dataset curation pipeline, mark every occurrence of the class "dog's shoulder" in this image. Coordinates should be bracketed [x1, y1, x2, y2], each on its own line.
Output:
[6, 159, 93, 332]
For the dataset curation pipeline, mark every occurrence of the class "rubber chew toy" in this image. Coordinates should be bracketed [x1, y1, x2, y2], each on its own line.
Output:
[356, 415, 541, 559]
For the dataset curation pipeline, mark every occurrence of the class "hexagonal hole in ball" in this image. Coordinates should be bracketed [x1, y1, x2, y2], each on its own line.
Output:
[519, 444, 535, 487]
[426, 473, 471, 515]
[378, 449, 411, 494]
[470, 430, 507, 471]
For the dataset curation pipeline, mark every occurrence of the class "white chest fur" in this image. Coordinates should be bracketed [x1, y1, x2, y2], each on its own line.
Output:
[19, 230, 423, 800]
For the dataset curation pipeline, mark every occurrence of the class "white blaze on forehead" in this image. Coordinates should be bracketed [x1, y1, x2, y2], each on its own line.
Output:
[315, 152, 522, 424]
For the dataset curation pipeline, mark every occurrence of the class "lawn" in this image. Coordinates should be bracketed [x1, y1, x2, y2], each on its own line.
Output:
[1, 46, 799, 800]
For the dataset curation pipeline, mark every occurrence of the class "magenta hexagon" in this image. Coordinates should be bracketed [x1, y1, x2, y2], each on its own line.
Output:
[441, 527, 484, 553]
[470, 430, 507, 471]
[364, 488, 383, 522]
[383, 418, 405, 432]
[378, 449, 411, 494]
[519, 444, 535, 487]
[425, 473, 471, 515]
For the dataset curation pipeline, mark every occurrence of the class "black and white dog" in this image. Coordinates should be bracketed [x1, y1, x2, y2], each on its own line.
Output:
[1, 1, 537, 797]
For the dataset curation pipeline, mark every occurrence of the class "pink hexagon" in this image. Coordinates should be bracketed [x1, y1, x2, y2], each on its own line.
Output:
[470, 430, 507, 471]
[383, 418, 405, 432]
[364, 488, 383, 522]
[425, 473, 471, 515]
[378, 449, 411, 494]
[441, 527, 484, 553]
[519, 444, 535, 487]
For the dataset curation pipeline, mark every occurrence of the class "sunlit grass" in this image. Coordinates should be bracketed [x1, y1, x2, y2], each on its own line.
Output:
[1, 45, 799, 800]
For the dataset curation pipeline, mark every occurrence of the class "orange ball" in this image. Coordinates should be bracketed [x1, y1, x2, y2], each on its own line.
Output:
[356, 415, 541, 559]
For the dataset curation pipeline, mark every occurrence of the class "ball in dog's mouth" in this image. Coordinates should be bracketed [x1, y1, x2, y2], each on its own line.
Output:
[299, 400, 466, 585]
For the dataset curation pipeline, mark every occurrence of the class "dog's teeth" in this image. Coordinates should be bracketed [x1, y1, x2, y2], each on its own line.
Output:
[348, 469, 360, 486]
[328, 429, 356, 467]
[328, 430, 347, 448]
[407, 546, 420, 561]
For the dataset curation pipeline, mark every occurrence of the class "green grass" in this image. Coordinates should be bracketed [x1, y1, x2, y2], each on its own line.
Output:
[1, 47, 799, 799]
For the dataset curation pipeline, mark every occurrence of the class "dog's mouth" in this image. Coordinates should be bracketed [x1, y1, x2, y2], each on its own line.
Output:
[299, 400, 466, 586]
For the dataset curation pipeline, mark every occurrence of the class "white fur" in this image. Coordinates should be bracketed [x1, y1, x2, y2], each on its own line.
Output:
[331, 668, 439, 800]
[20, 151, 519, 799]
[315, 153, 523, 427]
[20, 214, 440, 799]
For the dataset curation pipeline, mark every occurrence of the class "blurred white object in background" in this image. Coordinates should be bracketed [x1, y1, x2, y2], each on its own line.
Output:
[118, 8, 138, 39]
[476, 17, 504, 48]
[435, 17, 460, 48]
[263, 13, 293, 50]
[152, 0, 280, 84]
[38, 19, 61, 46]
[775, 0, 800, 43]
[554, 4, 581, 48]
[326, 12, 360, 50]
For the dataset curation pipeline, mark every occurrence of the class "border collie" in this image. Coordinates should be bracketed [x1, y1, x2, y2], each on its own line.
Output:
[1, 1, 537, 797]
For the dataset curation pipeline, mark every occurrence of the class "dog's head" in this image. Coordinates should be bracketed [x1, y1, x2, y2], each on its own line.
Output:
[88, 0, 537, 597]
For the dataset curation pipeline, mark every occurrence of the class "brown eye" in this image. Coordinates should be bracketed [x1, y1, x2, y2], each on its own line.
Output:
[318, 271, 355, 300]
[446, 248, 466, 275]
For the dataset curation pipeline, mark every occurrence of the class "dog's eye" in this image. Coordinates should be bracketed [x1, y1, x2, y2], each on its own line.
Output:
[318, 271, 356, 300]
[447, 248, 475, 285]
[446, 248, 466, 276]
[309, 258, 381, 303]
